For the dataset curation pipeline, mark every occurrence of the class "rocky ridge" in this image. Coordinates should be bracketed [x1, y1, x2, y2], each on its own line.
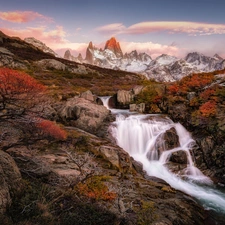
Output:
[24, 37, 58, 57]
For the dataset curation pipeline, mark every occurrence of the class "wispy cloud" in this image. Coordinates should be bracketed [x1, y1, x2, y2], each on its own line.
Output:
[121, 41, 180, 59]
[96, 21, 225, 36]
[0, 11, 53, 23]
[96, 23, 126, 35]
[1, 26, 66, 47]
[1, 26, 87, 56]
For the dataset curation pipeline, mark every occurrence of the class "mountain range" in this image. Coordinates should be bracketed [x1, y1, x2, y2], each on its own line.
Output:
[2, 30, 224, 82]
[63, 37, 225, 82]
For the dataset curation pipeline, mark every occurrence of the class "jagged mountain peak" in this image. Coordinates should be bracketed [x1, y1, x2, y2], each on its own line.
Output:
[154, 54, 177, 65]
[87, 41, 94, 50]
[64, 49, 72, 59]
[214, 54, 223, 60]
[104, 37, 123, 57]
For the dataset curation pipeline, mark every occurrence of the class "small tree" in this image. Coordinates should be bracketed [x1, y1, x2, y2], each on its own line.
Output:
[0, 68, 46, 120]
[0, 68, 66, 148]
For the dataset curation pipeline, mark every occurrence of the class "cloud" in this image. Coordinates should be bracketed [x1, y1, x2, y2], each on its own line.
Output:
[0, 26, 87, 57]
[121, 41, 180, 59]
[96, 21, 225, 36]
[96, 23, 126, 35]
[0, 11, 53, 23]
[1, 26, 66, 46]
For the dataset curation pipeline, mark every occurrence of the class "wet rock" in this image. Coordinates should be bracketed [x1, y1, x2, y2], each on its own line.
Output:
[170, 150, 187, 164]
[130, 103, 145, 113]
[155, 127, 180, 158]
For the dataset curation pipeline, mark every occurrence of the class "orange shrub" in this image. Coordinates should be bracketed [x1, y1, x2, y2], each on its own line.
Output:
[77, 176, 117, 201]
[168, 84, 179, 95]
[36, 119, 67, 140]
[200, 88, 215, 102]
[180, 73, 214, 92]
[199, 100, 217, 117]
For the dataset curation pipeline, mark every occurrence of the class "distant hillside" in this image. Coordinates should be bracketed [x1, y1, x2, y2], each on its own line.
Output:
[0, 31, 143, 98]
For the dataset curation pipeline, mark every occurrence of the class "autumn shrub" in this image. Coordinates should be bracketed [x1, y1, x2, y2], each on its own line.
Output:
[77, 176, 117, 201]
[168, 83, 179, 95]
[0, 68, 46, 119]
[135, 85, 161, 104]
[180, 73, 215, 92]
[36, 119, 67, 140]
[199, 100, 217, 117]
[200, 88, 215, 102]
[215, 85, 225, 100]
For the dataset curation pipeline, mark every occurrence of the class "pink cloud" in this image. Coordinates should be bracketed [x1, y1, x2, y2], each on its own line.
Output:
[96, 21, 225, 36]
[1, 27, 87, 57]
[96, 23, 126, 35]
[0, 11, 53, 23]
[121, 41, 180, 59]
[1, 26, 66, 46]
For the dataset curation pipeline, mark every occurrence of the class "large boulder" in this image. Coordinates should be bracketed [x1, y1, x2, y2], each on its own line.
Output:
[0, 150, 22, 214]
[59, 96, 110, 135]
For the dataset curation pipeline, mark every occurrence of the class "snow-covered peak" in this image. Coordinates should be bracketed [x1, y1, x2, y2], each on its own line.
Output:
[63, 37, 225, 82]
[154, 54, 177, 65]
[213, 54, 223, 61]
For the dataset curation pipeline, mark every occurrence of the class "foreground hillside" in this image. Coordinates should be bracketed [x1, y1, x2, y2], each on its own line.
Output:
[1, 31, 225, 224]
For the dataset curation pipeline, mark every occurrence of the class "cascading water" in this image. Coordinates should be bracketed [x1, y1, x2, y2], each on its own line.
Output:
[100, 96, 225, 214]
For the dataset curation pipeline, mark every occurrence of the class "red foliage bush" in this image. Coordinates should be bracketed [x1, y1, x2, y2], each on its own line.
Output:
[36, 119, 67, 140]
[199, 100, 217, 117]
[200, 88, 215, 102]
[77, 176, 117, 201]
[0, 68, 46, 116]
[168, 84, 179, 95]
[0, 67, 45, 96]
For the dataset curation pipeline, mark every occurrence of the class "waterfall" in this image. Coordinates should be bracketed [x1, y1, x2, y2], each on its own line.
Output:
[101, 97, 225, 214]
[100, 96, 111, 110]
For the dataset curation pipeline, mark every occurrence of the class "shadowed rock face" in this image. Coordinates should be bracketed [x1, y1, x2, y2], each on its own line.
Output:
[0, 150, 22, 214]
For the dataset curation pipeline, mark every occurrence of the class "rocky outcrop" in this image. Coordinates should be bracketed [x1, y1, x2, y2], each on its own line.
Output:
[34, 59, 67, 71]
[0, 48, 28, 69]
[4, 134, 207, 225]
[59, 96, 110, 135]
[0, 150, 22, 214]
[130, 103, 145, 113]
[80, 90, 96, 102]
[24, 37, 58, 57]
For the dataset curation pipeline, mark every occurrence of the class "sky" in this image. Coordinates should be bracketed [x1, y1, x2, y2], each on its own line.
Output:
[0, 0, 225, 59]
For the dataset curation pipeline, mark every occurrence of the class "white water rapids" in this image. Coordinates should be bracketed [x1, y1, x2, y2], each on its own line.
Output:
[100, 96, 225, 214]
